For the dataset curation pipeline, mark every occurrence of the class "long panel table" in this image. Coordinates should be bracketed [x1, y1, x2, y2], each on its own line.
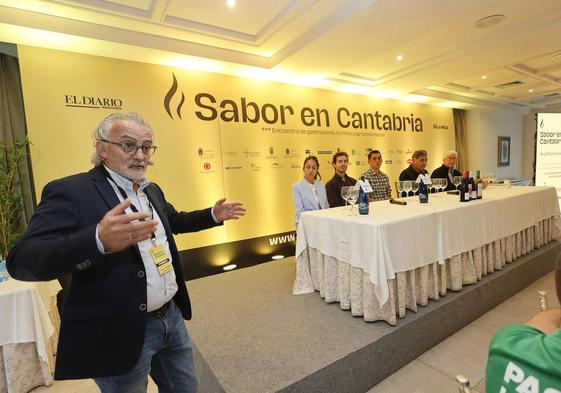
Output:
[293, 186, 560, 325]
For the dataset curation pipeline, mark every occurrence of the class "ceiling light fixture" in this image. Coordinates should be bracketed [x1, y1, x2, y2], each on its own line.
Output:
[474, 14, 505, 29]
[271, 255, 284, 260]
[396, 55, 403, 61]
[227, 0, 236, 8]
[223, 264, 237, 271]
[528, 89, 534, 93]
[481, 75, 487, 80]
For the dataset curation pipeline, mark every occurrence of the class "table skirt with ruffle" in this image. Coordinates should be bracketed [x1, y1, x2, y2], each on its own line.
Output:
[0, 294, 60, 393]
[295, 217, 557, 326]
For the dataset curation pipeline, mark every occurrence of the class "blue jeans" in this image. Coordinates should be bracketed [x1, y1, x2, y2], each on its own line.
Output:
[94, 301, 198, 393]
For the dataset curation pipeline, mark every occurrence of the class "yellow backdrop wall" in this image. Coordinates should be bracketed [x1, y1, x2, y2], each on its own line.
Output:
[17, 45, 454, 263]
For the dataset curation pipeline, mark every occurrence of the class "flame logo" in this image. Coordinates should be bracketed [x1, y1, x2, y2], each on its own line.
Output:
[163, 73, 186, 120]
[540, 119, 544, 128]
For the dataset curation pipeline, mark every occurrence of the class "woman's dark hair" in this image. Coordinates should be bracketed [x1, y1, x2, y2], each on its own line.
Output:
[303, 155, 321, 180]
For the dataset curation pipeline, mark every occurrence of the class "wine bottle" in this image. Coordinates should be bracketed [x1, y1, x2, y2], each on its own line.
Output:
[461, 171, 470, 202]
[459, 175, 466, 202]
[358, 176, 369, 215]
[475, 170, 483, 199]
[469, 171, 477, 200]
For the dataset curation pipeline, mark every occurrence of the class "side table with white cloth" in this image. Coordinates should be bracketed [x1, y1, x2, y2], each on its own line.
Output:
[0, 279, 61, 393]
[293, 186, 561, 325]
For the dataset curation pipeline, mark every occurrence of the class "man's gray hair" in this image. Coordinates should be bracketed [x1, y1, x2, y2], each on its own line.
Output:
[412, 150, 427, 159]
[91, 112, 154, 165]
[443, 150, 458, 160]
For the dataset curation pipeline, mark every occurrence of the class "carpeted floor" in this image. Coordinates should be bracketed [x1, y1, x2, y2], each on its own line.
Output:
[186, 240, 561, 393]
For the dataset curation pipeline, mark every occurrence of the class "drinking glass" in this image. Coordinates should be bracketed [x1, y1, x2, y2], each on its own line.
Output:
[341, 186, 350, 207]
[411, 181, 419, 194]
[402, 181, 412, 195]
[430, 178, 438, 193]
[441, 178, 448, 192]
[396, 181, 404, 197]
[347, 187, 358, 214]
[452, 176, 462, 190]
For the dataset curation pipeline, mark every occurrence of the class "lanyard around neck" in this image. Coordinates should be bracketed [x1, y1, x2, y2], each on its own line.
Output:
[100, 166, 155, 240]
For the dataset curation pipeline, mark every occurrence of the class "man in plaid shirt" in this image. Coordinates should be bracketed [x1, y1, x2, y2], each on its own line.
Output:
[362, 150, 392, 201]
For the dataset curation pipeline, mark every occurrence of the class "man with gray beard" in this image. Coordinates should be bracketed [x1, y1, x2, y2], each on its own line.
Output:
[7, 112, 246, 393]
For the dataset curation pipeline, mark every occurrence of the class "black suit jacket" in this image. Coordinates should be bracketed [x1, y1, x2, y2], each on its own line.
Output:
[399, 165, 422, 181]
[398, 166, 427, 196]
[431, 164, 461, 191]
[7, 166, 220, 379]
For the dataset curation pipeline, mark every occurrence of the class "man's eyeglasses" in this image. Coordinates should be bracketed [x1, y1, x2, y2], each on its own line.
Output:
[98, 138, 157, 156]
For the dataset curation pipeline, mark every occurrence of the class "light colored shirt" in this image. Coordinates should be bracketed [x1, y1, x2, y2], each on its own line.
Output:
[95, 166, 177, 312]
[362, 168, 392, 201]
[308, 181, 320, 209]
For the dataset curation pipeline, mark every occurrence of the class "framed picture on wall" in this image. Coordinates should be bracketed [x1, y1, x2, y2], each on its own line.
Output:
[498, 136, 511, 167]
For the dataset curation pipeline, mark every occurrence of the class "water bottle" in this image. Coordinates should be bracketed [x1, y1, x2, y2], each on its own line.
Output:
[358, 176, 369, 215]
[419, 177, 429, 203]
[0, 260, 9, 282]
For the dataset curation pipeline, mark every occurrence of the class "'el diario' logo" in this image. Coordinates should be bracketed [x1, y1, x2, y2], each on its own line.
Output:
[64, 95, 122, 110]
[164, 73, 185, 120]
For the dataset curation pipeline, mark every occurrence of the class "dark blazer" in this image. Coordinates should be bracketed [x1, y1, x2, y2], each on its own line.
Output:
[399, 165, 423, 181]
[431, 164, 461, 191]
[398, 166, 427, 196]
[325, 174, 357, 207]
[7, 166, 220, 380]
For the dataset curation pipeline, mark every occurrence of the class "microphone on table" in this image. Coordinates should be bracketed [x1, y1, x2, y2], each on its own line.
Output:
[389, 198, 407, 206]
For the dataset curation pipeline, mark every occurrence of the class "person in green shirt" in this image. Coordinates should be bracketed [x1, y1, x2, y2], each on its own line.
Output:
[486, 256, 561, 393]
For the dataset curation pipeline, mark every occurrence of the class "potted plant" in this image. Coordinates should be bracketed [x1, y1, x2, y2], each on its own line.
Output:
[0, 138, 29, 264]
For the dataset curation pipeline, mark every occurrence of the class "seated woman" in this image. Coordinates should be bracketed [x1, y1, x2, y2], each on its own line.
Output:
[292, 155, 329, 226]
[485, 255, 561, 392]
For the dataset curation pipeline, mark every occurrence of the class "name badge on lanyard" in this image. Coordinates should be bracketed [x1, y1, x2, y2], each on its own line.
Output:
[149, 243, 173, 275]
[109, 181, 172, 277]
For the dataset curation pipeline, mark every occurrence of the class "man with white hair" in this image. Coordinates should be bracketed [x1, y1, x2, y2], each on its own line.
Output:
[8, 112, 246, 392]
[430, 150, 462, 191]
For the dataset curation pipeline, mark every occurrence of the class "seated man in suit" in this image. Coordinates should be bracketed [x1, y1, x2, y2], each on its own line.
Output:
[362, 150, 391, 201]
[325, 151, 356, 207]
[485, 254, 561, 392]
[430, 150, 462, 191]
[399, 150, 428, 196]
[399, 150, 428, 181]
[7, 112, 246, 393]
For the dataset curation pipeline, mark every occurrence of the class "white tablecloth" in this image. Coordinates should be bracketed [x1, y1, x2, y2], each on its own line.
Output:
[0, 279, 61, 393]
[294, 186, 561, 306]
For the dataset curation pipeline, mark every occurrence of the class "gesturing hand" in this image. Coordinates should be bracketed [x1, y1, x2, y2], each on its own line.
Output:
[98, 198, 158, 253]
[213, 198, 246, 222]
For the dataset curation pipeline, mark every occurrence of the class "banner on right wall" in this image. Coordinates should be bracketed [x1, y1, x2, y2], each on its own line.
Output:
[536, 112, 561, 209]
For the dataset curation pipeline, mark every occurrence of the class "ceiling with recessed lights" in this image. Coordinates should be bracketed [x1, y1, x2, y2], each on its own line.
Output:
[1, 0, 561, 111]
